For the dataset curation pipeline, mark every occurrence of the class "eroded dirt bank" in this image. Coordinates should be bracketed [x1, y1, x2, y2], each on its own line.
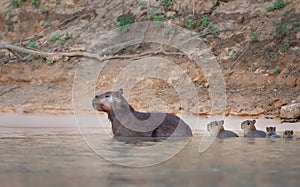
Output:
[0, 0, 299, 117]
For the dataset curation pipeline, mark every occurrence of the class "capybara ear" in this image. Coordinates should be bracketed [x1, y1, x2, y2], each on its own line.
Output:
[241, 123, 244, 129]
[207, 124, 210, 132]
[252, 120, 256, 124]
[118, 88, 123, 95]
[291, 130, 294, 135]
[220, 120, 224, 124]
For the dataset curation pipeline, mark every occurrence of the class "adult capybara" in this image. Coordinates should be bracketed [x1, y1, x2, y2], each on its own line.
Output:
[92, 89, 193, 137]
[207, 120, 239, 138]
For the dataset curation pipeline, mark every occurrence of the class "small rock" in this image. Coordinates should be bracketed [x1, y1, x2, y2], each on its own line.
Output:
[204, 82, 209, 88]
[280, 103, 300, 119]
[166, 11, 176, 18]
[63, 56, 70, 62]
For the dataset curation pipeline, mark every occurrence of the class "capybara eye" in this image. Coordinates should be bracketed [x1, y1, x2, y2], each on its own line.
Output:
[291, 131, 293, 135]
[105, 95, 110, 98]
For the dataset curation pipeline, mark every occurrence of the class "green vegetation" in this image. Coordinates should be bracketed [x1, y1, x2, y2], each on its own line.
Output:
[139, 0, 147, 9]
[42, 7, 48, 14]
[52, 35, 60, 41]
[170, 15, 176, 19]
[207, 23, 219, 36]
[280, 39, 292, 53]
[52, 33, 70, 45]
[32, 0, 41, 7]
[273, 21, 290, 40]
[250, 33, 259, 42]
[211, 6, 217, 11]
[294, 49, 300, 56]
[29, 54, 36, 60]
[27, 40, 37, 50]
[6, 20, 14, 26]
[8, 12, 15, 18]
[6, 20, 14, 32]
[271, 53, 278, 61]
[11, 0, 22, 8]
[117, 15, 134, 32]
[294, 21, 300, 32]
[231, 53, 238, 59]
[198, 17, 219, 36]
[47, 61, 54, 65]
[64, 33, 70, 41]
[186, 19, 195, 29]
[199, 17, 210, 30]
[266, 0, 289, 12]
[274, 68, 281, 74]
[152, 11, 165, 22]
[59, 39, 65, 45]
[162, 0, 173, 9]
[282, 10, 288, 16]
[264, 16, 300, 60]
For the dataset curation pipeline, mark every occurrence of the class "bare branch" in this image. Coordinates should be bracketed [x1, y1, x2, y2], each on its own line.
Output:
[0, 43, 185, 62]
[0, 43, 101, 60]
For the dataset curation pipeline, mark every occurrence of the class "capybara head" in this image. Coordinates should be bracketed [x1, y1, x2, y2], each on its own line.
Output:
[92, 89, 125, 113]
[207, 120, 225, 134]
[266, 126, 276, 135]
[283, 130, 294, 138]
[241, 120, 256, 131]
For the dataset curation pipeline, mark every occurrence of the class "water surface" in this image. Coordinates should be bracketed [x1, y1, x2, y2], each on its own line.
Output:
[0, 114, 299, 187]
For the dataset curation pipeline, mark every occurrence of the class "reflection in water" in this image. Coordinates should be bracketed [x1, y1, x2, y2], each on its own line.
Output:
[0, 130, 300, 187]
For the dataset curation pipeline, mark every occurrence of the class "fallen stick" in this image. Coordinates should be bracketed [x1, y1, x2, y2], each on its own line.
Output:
[0, 43, 185, 62]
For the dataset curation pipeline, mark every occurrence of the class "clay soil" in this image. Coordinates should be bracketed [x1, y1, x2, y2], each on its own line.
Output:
[0, 0, 299, 117]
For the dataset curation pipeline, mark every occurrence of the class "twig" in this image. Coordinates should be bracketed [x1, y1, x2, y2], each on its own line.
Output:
[0, 86, 21, 96]
[8, 49, 23, 60]
[0, 43, 101, 60]
[231, 42, 251, 68]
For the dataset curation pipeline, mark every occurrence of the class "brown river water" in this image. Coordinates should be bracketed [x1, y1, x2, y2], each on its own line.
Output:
[0, 113, 299, 187]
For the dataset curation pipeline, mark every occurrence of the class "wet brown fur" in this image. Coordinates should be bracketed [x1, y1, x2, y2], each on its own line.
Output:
[92, 89, 193, 137]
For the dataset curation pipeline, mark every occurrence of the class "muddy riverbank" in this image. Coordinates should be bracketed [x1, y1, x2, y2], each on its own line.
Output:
[0, 0, 299, 116]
